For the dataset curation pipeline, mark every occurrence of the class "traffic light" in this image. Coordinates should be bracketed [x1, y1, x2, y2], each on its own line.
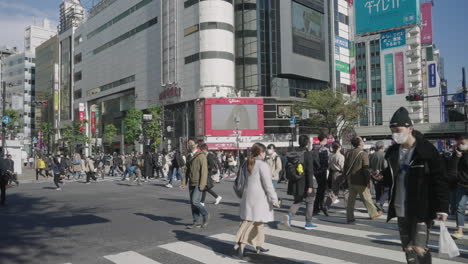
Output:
[405, 95, 424, 101]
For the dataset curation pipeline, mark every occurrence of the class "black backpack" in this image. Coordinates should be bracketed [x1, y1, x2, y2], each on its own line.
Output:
[233, 162, 247, 198]
[285, 151, 306, 182]
[175, 152, 185, 167]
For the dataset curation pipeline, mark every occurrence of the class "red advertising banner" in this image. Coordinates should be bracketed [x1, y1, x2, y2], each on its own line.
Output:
[350, 66, 356, 92]
[91, 111, 96, 133]
[420, 3, 433, 44]
[79, 103, 85, 121]
[395, 52, 405, 94]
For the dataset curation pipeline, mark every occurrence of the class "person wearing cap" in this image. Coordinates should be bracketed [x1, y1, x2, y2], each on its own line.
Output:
[377, 107, 448, 263]
[369, 141, 388, 212]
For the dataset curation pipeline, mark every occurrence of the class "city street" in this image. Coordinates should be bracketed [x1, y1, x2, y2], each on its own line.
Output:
[1, 177, 467, 264]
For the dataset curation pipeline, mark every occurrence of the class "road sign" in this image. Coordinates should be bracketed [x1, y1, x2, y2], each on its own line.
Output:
[2, 116, 10, 124]
[289, 117, 296, 125]
[32, 137, 38, 143]
[455, 93, 466, 103]
[301, 109, 310, 120]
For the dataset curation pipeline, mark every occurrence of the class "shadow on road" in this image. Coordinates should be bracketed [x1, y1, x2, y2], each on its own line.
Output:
[0, 193, 109, 263]
[135, 213, 187, 226]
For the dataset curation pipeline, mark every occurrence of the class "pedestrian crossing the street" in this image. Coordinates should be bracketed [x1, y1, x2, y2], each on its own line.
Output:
[61, 216, 466, 264]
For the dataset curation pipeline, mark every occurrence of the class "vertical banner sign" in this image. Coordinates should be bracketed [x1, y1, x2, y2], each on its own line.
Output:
[428, 63, 437, 88]
[54, 64, 59, 111]
[195, 99, 205, 137]
[79, 103, 85, 121]
[91, 112, 96, 133]
[350, 66, 356, 92]
[395, 52, 405, 94]
[385, 54, 395, 95]
[420, 3, 433, 44]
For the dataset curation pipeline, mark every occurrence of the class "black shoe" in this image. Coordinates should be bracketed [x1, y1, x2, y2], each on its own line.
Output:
[187, 223, 201, 229]
[313, 211, 319, 216]
[322, 207, 329, 217]
[256, 247, 270, 254]
[202, 214, 211, 228]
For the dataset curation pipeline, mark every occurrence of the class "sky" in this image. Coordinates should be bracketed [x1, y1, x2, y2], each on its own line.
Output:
[0, 0, 466, 94]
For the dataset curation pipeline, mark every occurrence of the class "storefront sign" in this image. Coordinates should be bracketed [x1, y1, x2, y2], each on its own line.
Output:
[79, 103, 85, 121]
[336, 60, 350, 73]
[335, 35, 350, 49]
[195, 100, 205, 137]
[428, 63, 437, 88]
[159, 86, 182, 100]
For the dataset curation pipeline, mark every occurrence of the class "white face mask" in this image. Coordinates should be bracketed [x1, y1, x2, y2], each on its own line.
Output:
[307, 144, 313, 151]
[459, 144, 468, 151]
[392, 133, 408, 144]
[267, 149, 273, 155]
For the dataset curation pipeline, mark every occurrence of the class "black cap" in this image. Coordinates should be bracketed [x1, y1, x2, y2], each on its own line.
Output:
[389, 107, 413, 128]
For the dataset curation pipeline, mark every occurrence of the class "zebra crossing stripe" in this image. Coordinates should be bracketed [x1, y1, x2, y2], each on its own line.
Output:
[159, 241, 245, 263]
[210, 233, 358, 264]
[290, 220, 468, 254]
[262, 226, 463, 264]
[104, 251, 162, 264]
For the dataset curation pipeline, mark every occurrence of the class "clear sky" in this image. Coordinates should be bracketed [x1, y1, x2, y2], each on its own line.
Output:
[0, 0, 466, 93]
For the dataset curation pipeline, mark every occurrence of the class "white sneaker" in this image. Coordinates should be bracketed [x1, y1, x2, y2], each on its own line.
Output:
[215, 196, 222, 205]
[165, 184, 173, 188]
[200, 202, 205, 206]
[333, 199, 340, 205]
[56, 188, 61, 190]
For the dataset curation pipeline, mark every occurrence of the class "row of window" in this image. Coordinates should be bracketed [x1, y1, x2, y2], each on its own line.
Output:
[87, 0, 154, 40]
[184, 51, 235, 64]
[184, 22, 234, 37]
[6, 57, 35, 67]
[92, 17, 158, 56]
[185, 0, 233, 9]
[86, 75, 135, 97]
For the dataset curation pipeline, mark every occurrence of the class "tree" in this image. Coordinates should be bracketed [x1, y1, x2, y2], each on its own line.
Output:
[296, 88, 366, 141]
[62, 120, 89, 155]
[145, 106, 163, 151]
[41, 122, 56, 154]
[103, 124, 117, 147]
[123, 108, 142, 146]
[5, 109, 22, 137]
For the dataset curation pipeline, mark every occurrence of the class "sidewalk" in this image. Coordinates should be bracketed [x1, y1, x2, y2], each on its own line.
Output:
[17, 167, 53, 184]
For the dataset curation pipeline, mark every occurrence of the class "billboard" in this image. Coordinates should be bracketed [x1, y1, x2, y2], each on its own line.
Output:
[204, 98, 264, 137]
[336, 61, 350, 73]
[384, 54, 395, 95]
[356, 0, 421, 34]
[395, 52, 405, 94]
[292, 1, 325, 60]
[428, 63, 437, 88]
[420, 2, 433, 44]
[381, 29, 406, 50]
[335, 35, 350, 49]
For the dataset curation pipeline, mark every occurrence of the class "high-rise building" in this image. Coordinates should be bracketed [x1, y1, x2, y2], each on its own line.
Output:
[24, 19, 56, 53]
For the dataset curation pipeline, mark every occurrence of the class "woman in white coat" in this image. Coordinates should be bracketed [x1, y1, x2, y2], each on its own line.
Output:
[234, 143, 279, 259]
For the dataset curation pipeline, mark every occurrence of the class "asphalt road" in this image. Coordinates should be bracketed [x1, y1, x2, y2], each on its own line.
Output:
[1, 176, 467, 264]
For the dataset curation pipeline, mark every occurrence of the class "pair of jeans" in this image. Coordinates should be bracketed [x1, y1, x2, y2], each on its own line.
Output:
[272, 180, 278, 189]
[397, 217, 432, 264]
[456, 184, 468, 228]
[313, 172, 327, 212]
[169, 168, 182, 185]
[375, 182, 390, 208]
[289, 192, 315, 224]
[347, 184, 379, 221]
[189, 186, 209, 224]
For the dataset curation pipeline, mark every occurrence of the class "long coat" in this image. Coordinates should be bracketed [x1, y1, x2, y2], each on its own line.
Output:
[382, 136, 449, 222]
[240, 159, 278, 223]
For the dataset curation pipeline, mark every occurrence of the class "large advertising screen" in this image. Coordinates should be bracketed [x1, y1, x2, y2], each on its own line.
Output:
[292, 1, 325, 60]
[356, 0, 421, 34]
[204, 98, 264, 137]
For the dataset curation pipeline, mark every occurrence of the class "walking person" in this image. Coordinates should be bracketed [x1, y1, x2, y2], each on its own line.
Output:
[233, 143, 279, 259]
[143, 151, 153, 181]
[166, 148, 184, 188]
[129, 154, 143, 186]
[450, 134, 468, 239]
[181, 141, 210, 229]
[85, 156, 97, 184]
[378, 107, 449, 263]
[313, 134, 330, 216]
[0, 148, 9, 206]
[35, 155, 47, 180]
[6, 155, 19, 186]
[51, 157, 64, 190]
[121, 154, 132, 181]
[153, 151, 165, 179]
[284, 135, 320, 230]
[369, 141, 389, 212]
[200, 144, 222, 206]
[344, 136, 382, 224]
[72, 153, 83, 179]
[265, 144, 282, 189]
[324, 142, 345, 209]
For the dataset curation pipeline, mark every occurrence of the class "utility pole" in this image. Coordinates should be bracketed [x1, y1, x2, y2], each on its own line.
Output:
[463, 67, 467, 134]
[1, 80, 6, 156]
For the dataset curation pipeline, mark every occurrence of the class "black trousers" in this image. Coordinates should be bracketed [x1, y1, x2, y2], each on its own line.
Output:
[154, 167, 164, 178]
[201, 188, 219, 203]
[86, 172, 97, 182]
[314, 172, 327, 211]
[0, 180, 6, 205]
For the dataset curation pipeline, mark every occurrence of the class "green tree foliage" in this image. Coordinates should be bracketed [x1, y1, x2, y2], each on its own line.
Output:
[103, 124, 117, 146]
[145, 106, 163, 150]
[62, 120, 89, 154]
[41, 122, 56, 153]
[297, 88, 366, 140]
[5, 109, 22, 136]
[123, 108, 142, 145]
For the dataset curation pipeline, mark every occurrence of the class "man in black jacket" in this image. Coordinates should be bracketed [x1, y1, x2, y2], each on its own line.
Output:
[284, 135, 320, 230]
[380, 107, 448, 264]
[450, 134, 468, 240]
[0, 148, 9, 206]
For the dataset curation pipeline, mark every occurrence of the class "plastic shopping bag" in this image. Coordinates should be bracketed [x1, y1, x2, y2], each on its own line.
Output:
[439, 222, 460, 258]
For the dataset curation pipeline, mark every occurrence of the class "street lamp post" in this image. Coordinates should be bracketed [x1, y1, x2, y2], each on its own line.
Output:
[142, 114, 153, 153]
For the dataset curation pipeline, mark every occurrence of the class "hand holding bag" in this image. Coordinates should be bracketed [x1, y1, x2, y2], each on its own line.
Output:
[439, 222, 460, 258]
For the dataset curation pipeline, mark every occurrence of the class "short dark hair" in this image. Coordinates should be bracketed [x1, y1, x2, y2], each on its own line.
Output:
[298, 135, 310, 148]
[351, 136, 362, 148]
[457, 134, 468, 141]
[331, 142, 341, 153]
[199, 143, 209, 151]
[267, 144, 276, 150]
[318, 133, 327, 142]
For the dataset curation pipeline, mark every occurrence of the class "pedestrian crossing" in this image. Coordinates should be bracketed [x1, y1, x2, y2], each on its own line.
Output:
[62, 216, 466, 264]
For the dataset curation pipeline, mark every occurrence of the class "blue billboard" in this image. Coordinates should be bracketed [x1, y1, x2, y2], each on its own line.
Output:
[381, 29, 406, 50]
[428, 63, 437, 88]
[356, 0, 421, 34]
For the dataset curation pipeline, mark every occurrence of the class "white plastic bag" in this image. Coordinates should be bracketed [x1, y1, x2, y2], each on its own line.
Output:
[439, 222, 460, 258]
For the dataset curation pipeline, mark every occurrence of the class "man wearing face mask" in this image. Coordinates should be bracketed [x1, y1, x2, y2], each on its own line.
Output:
[450, 134, 468, 240]
[266, 144, 282, 188]
[379, 107, 448, 263]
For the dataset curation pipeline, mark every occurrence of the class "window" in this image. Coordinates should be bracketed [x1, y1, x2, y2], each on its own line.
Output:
[74, 53, 82, 64]
[74, 71, 82, 82]
[74, 35, 83, 46]
[74, 89, 82, 99]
